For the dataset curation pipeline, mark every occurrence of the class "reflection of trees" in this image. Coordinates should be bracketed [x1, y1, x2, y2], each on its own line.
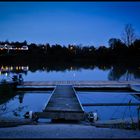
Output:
[0, 104, 6, 112]
[0, 103, 10, 116]
[19, 94, 24, 104]
[1, 62, 140, 81]
[108, 65, 127, 81]
[0, 100, 27, 117]
[0, 85, 16, 105]
[108, 64, 140, 81]
[0, 87, 26, 117]
[0, 100, 14, 116]
[12, 93, 27, 117]
[0, 89, 16, 115]
[12, 105, 27, 117]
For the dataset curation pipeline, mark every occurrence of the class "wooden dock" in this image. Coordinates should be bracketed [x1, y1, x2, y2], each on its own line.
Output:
[35, 85, 85, 121]
[16, 81, 140, 92]
[15, 81, 140, 121]
[18, 80, 140, 86]
[82, 103, 140, 106]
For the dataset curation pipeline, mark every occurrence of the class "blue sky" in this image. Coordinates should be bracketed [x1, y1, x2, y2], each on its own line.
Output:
[0, 2, 140, 47]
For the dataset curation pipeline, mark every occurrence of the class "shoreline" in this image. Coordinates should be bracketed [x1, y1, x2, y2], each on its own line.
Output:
[0, 117, 140, 138]
[0, 116, 139, 129]
[0, 123, 140, 138]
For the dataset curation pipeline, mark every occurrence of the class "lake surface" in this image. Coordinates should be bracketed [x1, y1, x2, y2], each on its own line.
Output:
[0, 64, 140, 81]
[0, 64, 140, 122]
[0, 91, 140, 121]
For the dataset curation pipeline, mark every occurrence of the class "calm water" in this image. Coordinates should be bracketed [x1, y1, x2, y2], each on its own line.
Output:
[0, 91, 140, 121]
[0, 67, 110, 81]
[78, 91, 140, 120]
[0, 64, 140, 121]
[0, 64, 140, 81]
[0, 92, 52, 119]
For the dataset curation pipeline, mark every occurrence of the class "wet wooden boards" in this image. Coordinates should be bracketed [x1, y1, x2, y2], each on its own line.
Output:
[35, 85, 85, 121]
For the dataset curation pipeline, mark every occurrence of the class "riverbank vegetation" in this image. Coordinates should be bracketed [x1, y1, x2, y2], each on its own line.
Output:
[0, 24, 140, 64]
[0, 38, 140, 63]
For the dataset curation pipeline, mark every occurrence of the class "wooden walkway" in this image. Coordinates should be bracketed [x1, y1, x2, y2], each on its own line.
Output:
[19, 80, 140, 86]
[82, 103, 140, 106]
[16, 81, 140, 91]
[35, 85, 85, 121]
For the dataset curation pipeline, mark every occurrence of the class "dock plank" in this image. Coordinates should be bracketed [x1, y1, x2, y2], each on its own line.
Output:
[16, 81, 140, 92]
[20, 80, 140, 87]
[42, 85, 85, 120]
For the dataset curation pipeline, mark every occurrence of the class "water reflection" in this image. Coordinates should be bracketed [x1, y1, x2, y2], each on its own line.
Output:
[77, 92, 140, 120]
[108, 65, 140, 81]
[0, 91, 52, 118]
[0, 66, 28, 75]
[0, 85, 25, 117]
[0, 90, 140, 121]
[0, 63, 140, 81]
[0, 63, 140, 123]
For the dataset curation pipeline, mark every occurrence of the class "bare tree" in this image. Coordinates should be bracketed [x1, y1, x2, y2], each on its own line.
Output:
[122, 24, 136, 47]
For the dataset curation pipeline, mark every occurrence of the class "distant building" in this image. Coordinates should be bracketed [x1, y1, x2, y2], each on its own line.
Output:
[0, 44, 28, 51]
[4, 44, 13, 50]
[0, 45, 4, 50]
[21, 46, 28, 50]
[0, 44, 13, 50]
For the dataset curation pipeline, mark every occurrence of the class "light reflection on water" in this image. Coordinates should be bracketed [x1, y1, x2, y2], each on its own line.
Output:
[0, 68, 110, 81]
[0, 91, 140, 121]
[0, 64, 140, 81]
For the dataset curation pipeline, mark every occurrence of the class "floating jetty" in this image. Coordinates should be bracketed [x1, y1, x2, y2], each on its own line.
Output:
[16, 80, 140, 92]
[34, 85, 85, 121]
[1, 80, 140, 121]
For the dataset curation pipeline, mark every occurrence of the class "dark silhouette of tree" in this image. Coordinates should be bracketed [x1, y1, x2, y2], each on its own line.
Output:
[109, 38, 124, 49]
[133, 39, 140, 50]
[108, 38, 127, 58]
[128, 39, 140, 60]
[0, 31, 140, 64]
[122, 24, 136, 47]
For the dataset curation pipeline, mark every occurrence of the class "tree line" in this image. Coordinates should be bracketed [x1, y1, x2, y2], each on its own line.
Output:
[0, 24, 140, 64]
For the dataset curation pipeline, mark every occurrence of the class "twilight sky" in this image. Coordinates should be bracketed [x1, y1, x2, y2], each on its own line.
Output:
[0, 2, 140, 47]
